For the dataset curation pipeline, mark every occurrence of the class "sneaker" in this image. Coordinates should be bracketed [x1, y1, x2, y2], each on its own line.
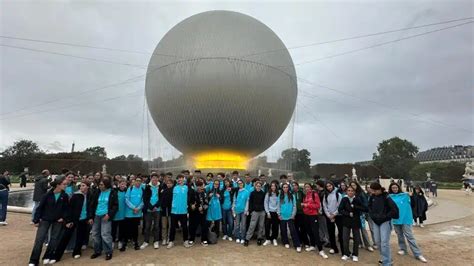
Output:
[285, 244, 290, 249]
[43, 259, 50, 264]
[117, 242, 123, 250]
[134, 243, 140, 250]
[240, 240, 245, 245]
[81, 245, 87, 250]
[329, 249, 335, 254]
[90, 253, 101, 259]
[417, 255, 428, 263]
[398, 250, 406, 255]
[29, 264, 35, 266]
[244, 240, 249, 246]
[228, 237, 233, 241]
[263, 240, 271, 246]
[341, 255, 349, 261]
[74, 255, 81, 259]
[184, 241, 193, 248]
[201, 241, 208, 247]
[273, 239, 278, 246]
[319, 250, 329, 259]
[420, 224, 425, 228]
[162, 239, 167, 245]
[236, 239, 241, 244]
[140, 242, 149, 250]
[0, 221, 7, 226]
[352, 256, 359, 262]
[153, 241, 159, 249]
[257, 239, 263, 246]
[49, 259, 57, 264]
[296, 247, 302, 253]
[222, 235, 228, 240]
[373, 245, 378, 250]
[305, 246, 316, 252]
[367, 246, 374, 252]
[105, 254, 112, 260]
[166, 242, 174, 249]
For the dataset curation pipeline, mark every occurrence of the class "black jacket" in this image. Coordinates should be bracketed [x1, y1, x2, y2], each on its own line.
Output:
[33, 176, 49, 201]
[66, 192, 92, 224]
[33, 189, 69, 223]
[249, 190, 266, 213]
[338, 197, 367, 228]
[143, 184, 161, 212]
[0, 175, 10, 191]
[89, 189, 118, 220]
[159, 186, 173, 216]
[411, 192, 428, 222]
[189, 190, 209, 214]
[368, 192, 399, 225]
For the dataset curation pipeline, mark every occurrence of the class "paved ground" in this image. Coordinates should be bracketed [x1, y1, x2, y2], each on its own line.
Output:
[1, 189, 473, 265]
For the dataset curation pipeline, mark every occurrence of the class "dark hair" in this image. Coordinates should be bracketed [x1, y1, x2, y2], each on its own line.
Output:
[280, 183, 293, 203]
[268, 180, 280, 196]
[207, 173, 214, 178]
[232, 171, 239, 175]
[196, 180, 204, 187]
[388, 182, 403, 194]
[61, 168, 69, 174]
[223, 178, 232, 188]
[315, 180, 325, 188]
[194, 170, 201, 173]
[166, 172, 173, 176]
[177, 174, 185, 179]
[369, 182, 383, 191]
[81, 180, 91, 187]
[101, 176, 112, 189]
[349, 181, 363, 195]
[280, 174, 287, 180]
[414, 185, 424, 195]
[50, 176, 66, 188]
[312, 174, 321, 180]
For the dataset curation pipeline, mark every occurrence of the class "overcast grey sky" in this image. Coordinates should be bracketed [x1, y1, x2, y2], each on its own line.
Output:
[1, 0, 473, 164]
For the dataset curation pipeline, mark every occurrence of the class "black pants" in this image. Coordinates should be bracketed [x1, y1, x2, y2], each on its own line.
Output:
[169, 214, 188, 242]
[54, 224, 76, 261]
[265, 212, 279, 240]
[304, 215, 323, 251]
[342, 226, 361, 256]
[144, 211, 161, 243]
[29, 221, 64, 264]
[326, 216, 343, 253]
[112, 220, 127, 243]
[188, 211, 208, 242]
[295, 213, 309, 246]
[73, 220, 90, 256]
[209, 220, 221, 238]
[125, 217, 141, 245]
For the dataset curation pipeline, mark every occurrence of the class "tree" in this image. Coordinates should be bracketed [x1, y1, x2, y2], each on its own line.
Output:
[111, 155, 127, 161]
[126, 154, 143, 161]
[409, 162, 465, 182]
[0, 139, 44, 172]
[84, 146, 107, 159]
[279, 148, 311, 176]
[373, 137, 419, 179]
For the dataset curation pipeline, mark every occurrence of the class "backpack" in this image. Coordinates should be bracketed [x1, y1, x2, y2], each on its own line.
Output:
[207, 222, 218, 244]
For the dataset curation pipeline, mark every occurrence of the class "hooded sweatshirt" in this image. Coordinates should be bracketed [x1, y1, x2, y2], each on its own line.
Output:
[323, 188, 342, 217]
[278, 194, 296, 220]
[389, 192, 413, 225]
[264, 192, 280, 214]
[302, 190, 321, 216]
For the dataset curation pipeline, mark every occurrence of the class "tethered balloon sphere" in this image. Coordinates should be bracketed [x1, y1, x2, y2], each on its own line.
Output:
[145, 10, 297, 169]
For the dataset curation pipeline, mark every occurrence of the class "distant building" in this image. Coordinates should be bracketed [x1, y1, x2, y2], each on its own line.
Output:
[416, 145, 473, 164]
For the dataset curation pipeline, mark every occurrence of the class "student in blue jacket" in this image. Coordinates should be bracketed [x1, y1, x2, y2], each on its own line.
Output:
[113, 179, 128, 252]
[232, 180, 250, 244]
[141, 174, 161, 250]
[220, 178, 235, 241]
[168, 174, 191, 249]
[207, 180, 223, 238]
[124, 177, 144, 250]
[388, 183, 427, 263]
[278, 183, 302, 253]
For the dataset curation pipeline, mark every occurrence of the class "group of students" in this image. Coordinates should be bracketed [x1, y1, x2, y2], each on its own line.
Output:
[28, 169, 429, 266]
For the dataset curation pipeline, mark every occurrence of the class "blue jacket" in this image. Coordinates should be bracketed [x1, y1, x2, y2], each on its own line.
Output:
[244, 182, 254, 193]
[125, 186, 144, 218]
[206, 189, 222, 221]
[113, 189, 127, 221]
[171, 184, 188, 214]
[233, 188, 250, 214]
[278, 194, 296, 220]
[389, 192, 413, 225]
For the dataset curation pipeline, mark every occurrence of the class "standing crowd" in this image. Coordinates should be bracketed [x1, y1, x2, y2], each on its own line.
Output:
[25, 169, 429, 266]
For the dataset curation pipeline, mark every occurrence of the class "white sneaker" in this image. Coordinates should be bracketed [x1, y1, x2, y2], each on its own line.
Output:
[166, 242, 174, 249]
[263, 240, 271, 246]
[420, 224, 425, 228]
[117, 242, 123, 250]
[64, 249, 72, 254]
[49, 259, 57, 264]
[285, 244, 290, 249]
[74, 255, 81, 259]
[140, 242, 149, 249]
[417, 255, 428, 263]
[296, 247, 302, 253]
[273, 239, 278, 246]
[352, 256, 359, 262]
[305, 245, 310, 248]
[341, 255, 350, 261]
[222, 235, 228, 240]
[329, 249, 335, 254]
[43, 259, 50, 265]
[236, 239, 241, 244]
[305, 246, 316, 252]
[29, 264, 35, 266]
[398, 250, 406, 255]
[153, 241, 159, 249]
[184, 240, 192, 248]
[201, 241, 208, 247]
[162, 240, 167, 245]
[228, 237, 233, 241]
[368, 246, 375, 252]
[319, 250, 329, 259]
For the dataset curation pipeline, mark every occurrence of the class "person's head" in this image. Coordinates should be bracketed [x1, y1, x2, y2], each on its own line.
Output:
[339, 182, 347, 191]
[237, 179, 244, 189]
[415, 185, 423, 194]
[166, 178, 174, 188]
[114, 174, 122, 181]
[325, 181, 335, 193]
[232, 171, 239, 179]
[254, 181, 262, 191]
[94, 172, 102, 181]
[134, 177, 142, 188]
[282, 183, 290, 194]
[194, 170, 201, 178]
[304, 183, 313, 193]
[315, 180, 325, 191]
[65, 172, 74, 185]
[287, 173, 294, 181]
[87, 174, 94, 183]
[213, 179, 220, 189]
[79, 181, 90, 194]
[312, 174, 321, 182]
[206, 173, 214, 181]
[217, 173, 225, 181]
[41, 169, 50, 177]
[280, 174, 288, 183]
[118, 179, 127, 190]
[349, 181, 363, 195]
[369, 182, 383, 195]
[389, 183, 402, 194]
[245, 174, 251, 183]
[223, 178, 231, 188]
[259, 174, 266, 182]
[196, 180, 204, 192]
[346, 186, 355, 198]
[100, 176, 112, 191]
[177, 174, 185, 185]
[270, 180, 279, 194]
[150, 174, 159, 186]
[292, 181, 300, 192]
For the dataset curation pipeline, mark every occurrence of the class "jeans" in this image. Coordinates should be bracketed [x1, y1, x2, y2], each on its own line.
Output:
[32, 201, 40, 222]
[54, 224, 76, 261]
[169, 214, 188, 242]
[264, 212, 279, 240]
[359, 227, 373, 248]
[394, 224, 422, 257]
[280, 219, 301, 247]
[144, 211, 161, 243]
[233, 212, 247, 240]
[0, 190, 8, 222]
[342, 226, 361, 256]
[372, 221, 392, 266]
[246, 211, 265, 240]
[222, 209, 234, 237]
[304, 215, 323, 251]
[91, 215, 113, 255]
[189, 211, 208, 242]
[29, 220, 63, 264]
